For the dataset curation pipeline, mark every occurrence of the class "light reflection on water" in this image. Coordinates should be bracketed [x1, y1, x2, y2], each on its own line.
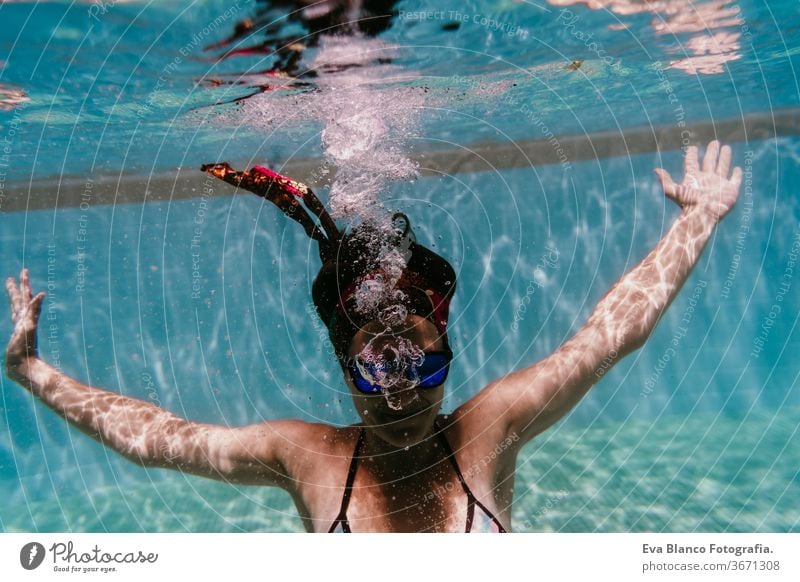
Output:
[548, 0, 748, 75]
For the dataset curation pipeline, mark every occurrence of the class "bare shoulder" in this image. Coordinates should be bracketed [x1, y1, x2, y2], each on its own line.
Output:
[227, 419, 358, 458]
[249, 420, 361, 481]
[208, 419, 358, 488]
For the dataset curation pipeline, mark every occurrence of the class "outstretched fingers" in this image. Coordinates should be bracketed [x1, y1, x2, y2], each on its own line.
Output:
[20, 268, 32, 302]
[6, 276, 22, 322]
[702, 140, 720, 174]
[684, 145, 700, 177]
[666, 141, 740, 219]
[656, 167, 693, 207]
[6, 269, 43, 325]
[655, 168, 677, 197]
[717, 144, 732, 178]
[29, 292, 45, 323]
[730, 166, 743, 190]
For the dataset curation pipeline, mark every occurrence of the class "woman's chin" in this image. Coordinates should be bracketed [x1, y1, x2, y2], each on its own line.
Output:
[374, 415, 434, 448]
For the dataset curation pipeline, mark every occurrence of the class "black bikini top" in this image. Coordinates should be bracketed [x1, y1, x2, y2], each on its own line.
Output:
[328, 421, 507, 533]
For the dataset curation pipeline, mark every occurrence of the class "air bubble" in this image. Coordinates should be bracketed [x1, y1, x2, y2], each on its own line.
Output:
[227, 36, 425, 327]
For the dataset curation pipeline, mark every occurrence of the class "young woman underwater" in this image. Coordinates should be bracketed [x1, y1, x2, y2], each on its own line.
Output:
[5, 141, 743, 532]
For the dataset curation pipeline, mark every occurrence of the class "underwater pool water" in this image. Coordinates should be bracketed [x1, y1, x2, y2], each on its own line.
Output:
[0, 0, 798, 532]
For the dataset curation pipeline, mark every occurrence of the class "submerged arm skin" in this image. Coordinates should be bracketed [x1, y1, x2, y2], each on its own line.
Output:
[4, 271, 296, 489]
[469, 141, 743, 445]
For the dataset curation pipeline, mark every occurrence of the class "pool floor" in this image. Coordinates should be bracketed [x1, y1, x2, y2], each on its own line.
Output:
[2, 407, 796, 533]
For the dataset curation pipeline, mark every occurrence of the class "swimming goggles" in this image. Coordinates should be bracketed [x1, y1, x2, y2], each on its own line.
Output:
[347, 350, 453, 394]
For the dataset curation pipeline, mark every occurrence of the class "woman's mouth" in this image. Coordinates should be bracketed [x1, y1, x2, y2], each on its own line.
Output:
[378, 404, 428, 421]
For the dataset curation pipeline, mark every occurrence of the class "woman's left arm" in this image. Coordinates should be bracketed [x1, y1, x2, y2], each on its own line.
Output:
[462, 141, 743, 445]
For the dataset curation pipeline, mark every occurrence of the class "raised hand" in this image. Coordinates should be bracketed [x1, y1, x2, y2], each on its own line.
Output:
[5, 268, 45, 370]
[655, 140, 743, 221]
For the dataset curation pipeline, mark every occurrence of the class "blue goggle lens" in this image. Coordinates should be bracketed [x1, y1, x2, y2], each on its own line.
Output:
[349, 352, 451, 394]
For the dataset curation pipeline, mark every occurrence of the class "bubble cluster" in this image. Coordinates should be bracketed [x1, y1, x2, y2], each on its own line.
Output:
[357, 335, 426, 407]
[250, 35, 428, 366]
[232, 35, 424, 319]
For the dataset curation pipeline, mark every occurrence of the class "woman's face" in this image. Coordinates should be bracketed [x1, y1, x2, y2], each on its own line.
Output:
[343, 315, 446, 448]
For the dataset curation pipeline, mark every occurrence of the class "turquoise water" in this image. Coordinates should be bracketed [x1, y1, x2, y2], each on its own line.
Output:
[3, 409, 797, 532]
[1, 0, 798, 179]
[1, 0, 799, 532]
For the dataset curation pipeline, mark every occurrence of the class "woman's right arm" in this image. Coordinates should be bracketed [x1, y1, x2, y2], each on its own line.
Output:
[5, 270, 298, 489]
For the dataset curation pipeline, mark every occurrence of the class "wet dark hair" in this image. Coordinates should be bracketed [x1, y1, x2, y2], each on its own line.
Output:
[312, 216, 457, 363]
[201, 162, 456, 363]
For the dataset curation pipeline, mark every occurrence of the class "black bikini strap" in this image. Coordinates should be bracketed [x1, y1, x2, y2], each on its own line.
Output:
[328, 427, 365, 533]
[433, 420, 507, 533]
[434, 421, 472, 492]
